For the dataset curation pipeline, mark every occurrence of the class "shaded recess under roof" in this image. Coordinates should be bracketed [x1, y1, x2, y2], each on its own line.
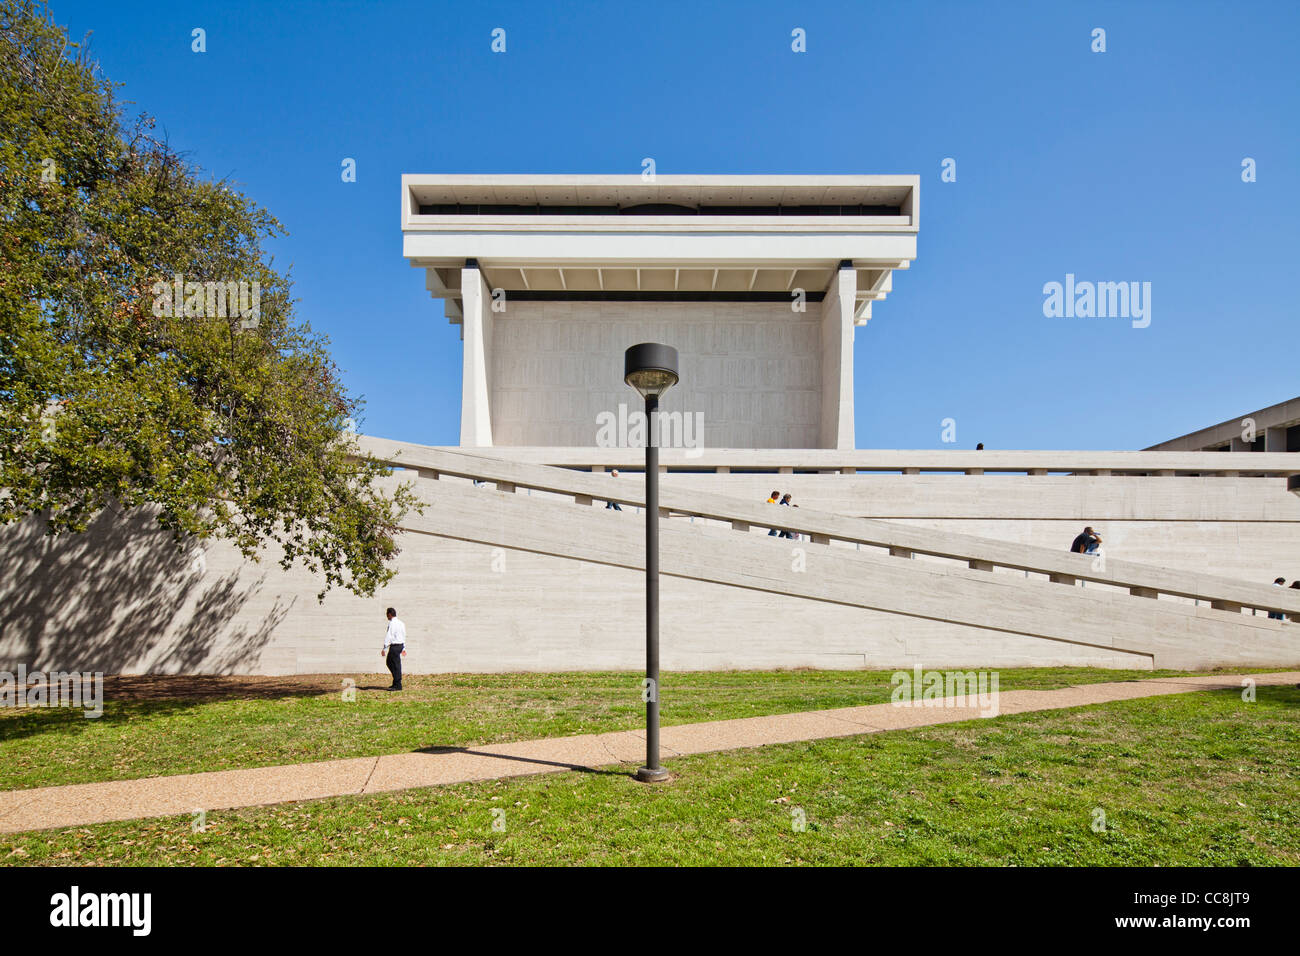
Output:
[418, 202, 904, 217]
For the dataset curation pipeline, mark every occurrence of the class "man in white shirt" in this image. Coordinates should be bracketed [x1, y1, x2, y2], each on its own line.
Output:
[382, 607, 407, 691]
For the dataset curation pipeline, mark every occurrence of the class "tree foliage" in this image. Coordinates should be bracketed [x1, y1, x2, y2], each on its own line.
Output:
[0, 0, 418, 598]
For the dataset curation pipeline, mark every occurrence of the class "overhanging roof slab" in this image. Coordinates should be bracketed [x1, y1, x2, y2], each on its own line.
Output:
[402, 232, 917, 266]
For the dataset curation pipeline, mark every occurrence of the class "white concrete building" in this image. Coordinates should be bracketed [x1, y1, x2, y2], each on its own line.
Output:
[402, 174, 919, 450]
[3, 174, 1298, 677]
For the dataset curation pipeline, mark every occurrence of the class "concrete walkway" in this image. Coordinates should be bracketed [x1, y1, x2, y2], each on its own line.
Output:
[1, 672, 1294, 834]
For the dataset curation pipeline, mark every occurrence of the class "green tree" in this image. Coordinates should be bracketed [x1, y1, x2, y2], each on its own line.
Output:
[0, 0, 418, 598]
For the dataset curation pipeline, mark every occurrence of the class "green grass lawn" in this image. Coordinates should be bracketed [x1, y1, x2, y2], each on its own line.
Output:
[0, 667, 1266, 791]
[4, 684, 1298, 866]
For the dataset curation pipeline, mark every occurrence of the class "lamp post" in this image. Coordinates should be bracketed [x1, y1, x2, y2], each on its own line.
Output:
[624, 343, 679, 784]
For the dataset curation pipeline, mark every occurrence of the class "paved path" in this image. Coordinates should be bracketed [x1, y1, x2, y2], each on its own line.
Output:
[1, 672, 1294, 834]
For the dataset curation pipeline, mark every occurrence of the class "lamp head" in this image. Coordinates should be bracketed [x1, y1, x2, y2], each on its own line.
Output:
[624, 343, 679, 399]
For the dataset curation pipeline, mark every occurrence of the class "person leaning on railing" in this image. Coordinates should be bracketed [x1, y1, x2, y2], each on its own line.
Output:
[605, 469, 623, 511]
[766, 490, 781, 535]
[1269, 577, 1287, 620]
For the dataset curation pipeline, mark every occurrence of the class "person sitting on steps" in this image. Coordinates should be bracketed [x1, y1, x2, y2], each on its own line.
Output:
[1070, 526, 1102, 555]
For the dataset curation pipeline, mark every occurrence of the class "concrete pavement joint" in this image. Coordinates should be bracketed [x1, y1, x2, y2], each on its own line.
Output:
[597, 737, 624, 764]
[359, 756, 382, 795]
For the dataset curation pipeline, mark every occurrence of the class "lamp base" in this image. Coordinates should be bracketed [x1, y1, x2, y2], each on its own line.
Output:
[634, 766, 671, 783]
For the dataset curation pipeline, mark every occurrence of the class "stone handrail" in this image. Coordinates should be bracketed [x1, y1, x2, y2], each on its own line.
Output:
[366, 442, 1300, 477]
[355, 435, 1300, 619]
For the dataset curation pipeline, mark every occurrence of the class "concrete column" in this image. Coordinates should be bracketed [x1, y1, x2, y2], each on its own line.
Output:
[574, 467, 599, 505]
[459, 264, 494, 447]
[1265, 427, 1288, 452]
[819, 264, 856, 449]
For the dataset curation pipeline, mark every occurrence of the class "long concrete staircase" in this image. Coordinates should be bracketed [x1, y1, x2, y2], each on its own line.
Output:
[358, 437, 1300, 670]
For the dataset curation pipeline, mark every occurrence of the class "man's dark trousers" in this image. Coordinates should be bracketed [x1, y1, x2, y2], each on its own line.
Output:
[386, 644, 403, 689]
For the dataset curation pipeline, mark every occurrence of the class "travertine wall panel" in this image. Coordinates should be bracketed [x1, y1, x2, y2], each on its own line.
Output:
[489, 301, 822, 448]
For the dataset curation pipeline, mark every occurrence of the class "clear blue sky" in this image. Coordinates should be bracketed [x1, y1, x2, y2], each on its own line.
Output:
[51, 0, 1299, 450]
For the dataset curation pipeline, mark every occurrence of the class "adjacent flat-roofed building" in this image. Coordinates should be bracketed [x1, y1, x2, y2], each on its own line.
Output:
[1146, 396, 1300, 452]
[401, 174, 919, 450]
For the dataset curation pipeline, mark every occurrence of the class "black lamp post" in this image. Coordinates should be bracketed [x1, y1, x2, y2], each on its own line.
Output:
[624, 343, 679, 784]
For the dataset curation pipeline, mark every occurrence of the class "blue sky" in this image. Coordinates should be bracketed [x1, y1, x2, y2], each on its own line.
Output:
[50, 0, 1299, 450]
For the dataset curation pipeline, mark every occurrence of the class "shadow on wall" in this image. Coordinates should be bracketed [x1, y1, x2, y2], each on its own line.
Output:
[0, 507, 292, 673]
